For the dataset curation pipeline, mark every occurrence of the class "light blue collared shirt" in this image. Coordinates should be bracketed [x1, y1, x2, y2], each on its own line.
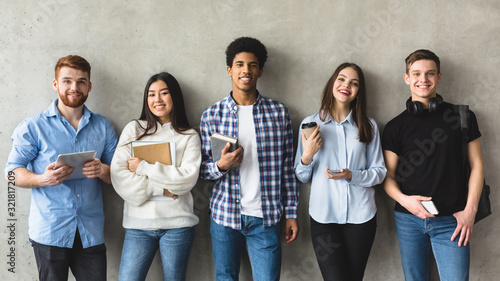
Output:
[5, 99, 117, 248]
[294, 111, 386, 224]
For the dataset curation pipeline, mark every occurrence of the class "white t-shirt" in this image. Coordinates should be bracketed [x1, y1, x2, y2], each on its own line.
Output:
[237, 105, 263, 218]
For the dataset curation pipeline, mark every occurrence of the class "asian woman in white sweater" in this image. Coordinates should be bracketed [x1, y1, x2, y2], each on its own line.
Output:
[110, 72, 201, 281]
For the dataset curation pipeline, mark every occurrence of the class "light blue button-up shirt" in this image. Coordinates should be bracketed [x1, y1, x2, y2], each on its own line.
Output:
[294, 111, 386, 224]
[5, 99, 117, 248]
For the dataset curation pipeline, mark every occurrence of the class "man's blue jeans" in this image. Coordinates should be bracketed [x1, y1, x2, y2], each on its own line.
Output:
[394, 211, 470, 281]
[118, 227, 194, 281]
[210, 215, 281, 281]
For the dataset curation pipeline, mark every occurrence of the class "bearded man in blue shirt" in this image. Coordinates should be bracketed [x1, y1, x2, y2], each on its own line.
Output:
[5, 55, 118, 281]
[200, 37, 299, 281]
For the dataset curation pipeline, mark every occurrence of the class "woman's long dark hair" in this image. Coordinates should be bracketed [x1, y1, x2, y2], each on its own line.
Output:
[136, 72, 192, 140]
[319, 62, 373, 144]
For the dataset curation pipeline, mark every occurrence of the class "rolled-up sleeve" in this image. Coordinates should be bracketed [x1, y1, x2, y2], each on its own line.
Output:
[5, 120, 38, 175]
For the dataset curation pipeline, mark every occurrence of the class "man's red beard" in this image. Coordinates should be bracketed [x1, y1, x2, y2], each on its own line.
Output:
[59, 91, 88, 108]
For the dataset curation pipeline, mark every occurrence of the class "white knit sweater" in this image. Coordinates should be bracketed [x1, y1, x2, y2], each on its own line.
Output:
[110, 120, 201, 229]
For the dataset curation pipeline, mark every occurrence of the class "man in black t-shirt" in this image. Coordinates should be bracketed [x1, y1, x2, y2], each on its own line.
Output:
[382, 49, 485, 281]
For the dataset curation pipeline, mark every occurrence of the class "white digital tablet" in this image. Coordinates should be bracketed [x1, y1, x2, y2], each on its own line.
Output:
[55, 150, 96, 181]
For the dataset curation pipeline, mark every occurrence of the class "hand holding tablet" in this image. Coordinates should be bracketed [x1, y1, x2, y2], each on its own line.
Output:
[55, 151, 96, 181]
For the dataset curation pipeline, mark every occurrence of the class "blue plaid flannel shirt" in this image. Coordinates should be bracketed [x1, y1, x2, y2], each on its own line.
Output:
[200, 92, 298, 230]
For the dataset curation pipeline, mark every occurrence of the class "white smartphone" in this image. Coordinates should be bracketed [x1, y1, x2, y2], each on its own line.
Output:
[421, 200, 439, 215]
[327, 169, 341, 174]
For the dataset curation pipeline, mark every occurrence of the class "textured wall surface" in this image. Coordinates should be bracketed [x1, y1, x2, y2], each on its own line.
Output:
[1, 1, 499, 280]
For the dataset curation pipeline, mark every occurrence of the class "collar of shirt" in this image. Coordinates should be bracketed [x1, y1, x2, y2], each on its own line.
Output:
[44, 99, 93, 132]
[320, 109, 355, 126]
[227, 91, 263, 109]
[45, 99, 92, 119]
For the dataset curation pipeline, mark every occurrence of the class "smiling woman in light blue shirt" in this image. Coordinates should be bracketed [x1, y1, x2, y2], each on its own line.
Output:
[294, 62, 386, 281]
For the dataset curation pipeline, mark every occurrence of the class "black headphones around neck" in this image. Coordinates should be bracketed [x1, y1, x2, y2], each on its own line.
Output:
[406, 94, 443, 117]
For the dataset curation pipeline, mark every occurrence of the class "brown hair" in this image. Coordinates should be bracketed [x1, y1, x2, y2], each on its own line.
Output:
[54, 55, 91, 79]
[319, 62, 373, 144]
[405, 49, 440, 74]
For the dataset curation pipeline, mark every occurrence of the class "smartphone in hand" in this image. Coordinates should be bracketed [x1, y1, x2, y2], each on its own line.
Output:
[327, 169, 341, 174]
[421, 200, 439, 215]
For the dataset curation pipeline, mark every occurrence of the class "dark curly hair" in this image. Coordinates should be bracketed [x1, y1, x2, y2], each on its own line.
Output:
[226, 37, 268, 68]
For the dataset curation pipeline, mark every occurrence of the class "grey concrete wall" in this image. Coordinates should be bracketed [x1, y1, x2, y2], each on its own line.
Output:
[1, 0, 499, 280]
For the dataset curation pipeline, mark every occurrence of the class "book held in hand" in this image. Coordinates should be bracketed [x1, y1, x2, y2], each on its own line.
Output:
[210, 132, 238, 162]
[131, 141, 175, 165]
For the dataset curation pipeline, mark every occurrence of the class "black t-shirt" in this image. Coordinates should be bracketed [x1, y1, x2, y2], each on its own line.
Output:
[382, 102, 481, 216]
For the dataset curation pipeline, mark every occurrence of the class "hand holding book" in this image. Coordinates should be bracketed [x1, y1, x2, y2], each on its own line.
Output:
[216, 142, 244, 171]
[127, 157, 142, 173]
[129, 141, 177, 201]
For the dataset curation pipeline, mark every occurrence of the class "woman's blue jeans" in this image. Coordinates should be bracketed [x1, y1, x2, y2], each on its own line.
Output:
[118, 227, 194, 281]
[394, 211, 470, 281]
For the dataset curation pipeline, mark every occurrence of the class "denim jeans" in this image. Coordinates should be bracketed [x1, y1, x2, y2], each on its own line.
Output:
[210, 215, 281, 281]
[394, 211, 470, 281]
[119, 227, 194, 281]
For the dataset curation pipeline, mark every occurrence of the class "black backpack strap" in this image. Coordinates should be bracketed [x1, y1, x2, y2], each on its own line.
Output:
[456, 105, 492, 223]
